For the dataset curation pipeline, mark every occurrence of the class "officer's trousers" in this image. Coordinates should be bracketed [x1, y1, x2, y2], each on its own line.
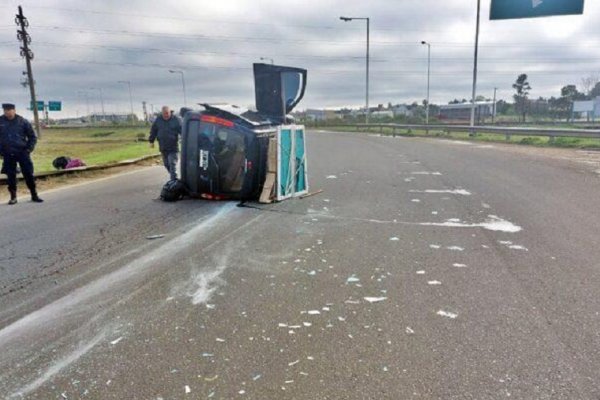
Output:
[1, 151, 36, 193]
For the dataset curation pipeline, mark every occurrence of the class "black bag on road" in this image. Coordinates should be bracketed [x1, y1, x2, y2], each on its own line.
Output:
[160, 179, 186, 202]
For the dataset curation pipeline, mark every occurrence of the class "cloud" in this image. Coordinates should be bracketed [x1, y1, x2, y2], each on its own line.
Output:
[0, 0, 599, 118]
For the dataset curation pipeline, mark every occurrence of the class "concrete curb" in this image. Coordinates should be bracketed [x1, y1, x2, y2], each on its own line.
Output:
[0, 154, 161, 184]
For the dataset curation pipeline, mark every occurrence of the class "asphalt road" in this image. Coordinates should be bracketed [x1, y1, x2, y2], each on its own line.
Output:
[1, 130, 600, 399]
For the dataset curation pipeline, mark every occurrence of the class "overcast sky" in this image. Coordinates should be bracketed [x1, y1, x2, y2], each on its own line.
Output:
[1, 0, 599, 118]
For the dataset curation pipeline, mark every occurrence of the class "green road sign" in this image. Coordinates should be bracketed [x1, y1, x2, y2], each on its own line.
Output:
[29, 101, 44, 111]
[48, 101, 62, 111]
[490, 0, 584, 20]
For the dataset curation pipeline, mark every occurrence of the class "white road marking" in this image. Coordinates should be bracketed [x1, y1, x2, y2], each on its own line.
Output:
[418, 215, 522, 233]
[447, 246, 465, 251]
[437, 310, 458, 319]
[411, 171, 443, 175]
[409, 189, 471, 196]
[110, 336, 123, 345]
[364, 297, 387, 303]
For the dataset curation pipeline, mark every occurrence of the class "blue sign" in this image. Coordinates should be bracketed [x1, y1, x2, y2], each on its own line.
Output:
[490, 0, 584, 20]
[48, 101, 62, 111]
[29, 101, 44, 111]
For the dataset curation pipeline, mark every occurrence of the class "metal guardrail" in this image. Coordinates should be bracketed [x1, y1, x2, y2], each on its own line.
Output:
[333, 123, 600, 141]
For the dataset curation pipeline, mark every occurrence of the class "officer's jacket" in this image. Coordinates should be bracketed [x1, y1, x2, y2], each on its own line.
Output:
[0, 115, 37, 155]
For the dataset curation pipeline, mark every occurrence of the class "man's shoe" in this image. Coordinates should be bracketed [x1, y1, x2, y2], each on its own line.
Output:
[31, 194, 44, 203]
[8, 190, 17, 205]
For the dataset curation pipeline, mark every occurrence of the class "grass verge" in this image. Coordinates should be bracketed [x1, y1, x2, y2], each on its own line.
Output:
[30, 126, 159, 173]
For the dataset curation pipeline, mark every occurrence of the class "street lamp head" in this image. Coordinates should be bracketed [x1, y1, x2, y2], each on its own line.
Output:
[340, 16, 352, 21]
[421, 41, 428, 45]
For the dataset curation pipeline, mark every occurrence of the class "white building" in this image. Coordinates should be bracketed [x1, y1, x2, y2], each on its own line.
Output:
[370, 110, 394, 119]
[572, 97, 600, 120]
[392, 104, 412, 117]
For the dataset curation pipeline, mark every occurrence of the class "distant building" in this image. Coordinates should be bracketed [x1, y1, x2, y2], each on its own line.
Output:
[89, 113, 132, 123]
[54, 117, 86, 126]
[572, 97, 600, 120]
[305, 109, 341, 122]
[438, 102, 494, 122]
[370, 110, 394, 119]
[391, 104, 412, 117]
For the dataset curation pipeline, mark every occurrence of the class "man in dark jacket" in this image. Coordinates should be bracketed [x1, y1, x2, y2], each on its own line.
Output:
[149, 106, 181, 181]
[0, 103, 43, 204]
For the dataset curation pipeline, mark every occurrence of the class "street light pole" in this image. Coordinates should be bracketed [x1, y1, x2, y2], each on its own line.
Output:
[169, 69, 187, 107]
[89, 87, 105, 123]
[470, 0, 482, 135]
[78, 90, 90, 118]
[118, 80, 135, 124]
[340, 16, 370, 124]
[421, 41, 431, 125]
[492, 87, 498, 124]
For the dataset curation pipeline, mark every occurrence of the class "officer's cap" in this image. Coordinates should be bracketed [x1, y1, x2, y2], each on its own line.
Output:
[2, 103, 16, 110]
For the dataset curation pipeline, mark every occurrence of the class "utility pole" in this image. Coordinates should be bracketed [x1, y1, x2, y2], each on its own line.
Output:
[15, 5, 41, 138]
[142, 101, 148, 124]
[118, 80, 135, 124]
[492, 87, 498, 124]
[469, 0, 481, 136]
[79, 90, 90, 117]
[90, 87, 106, 123]
[421, 41, 431, 125]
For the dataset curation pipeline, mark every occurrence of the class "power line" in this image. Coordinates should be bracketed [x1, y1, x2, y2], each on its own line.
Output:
[25, 5, 600, 36]
[30, 25, 600, 48]
[28, 58, 600, 76]
[25, 40, 600, 65]
[24, 5, 456, 34]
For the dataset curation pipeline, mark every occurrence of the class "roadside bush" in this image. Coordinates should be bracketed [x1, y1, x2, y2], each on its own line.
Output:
[554, 137, 581, 147]
[519, 137, 543, 145]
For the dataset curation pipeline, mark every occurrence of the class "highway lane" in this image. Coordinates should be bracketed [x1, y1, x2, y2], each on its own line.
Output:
[1, 130, 600, 399]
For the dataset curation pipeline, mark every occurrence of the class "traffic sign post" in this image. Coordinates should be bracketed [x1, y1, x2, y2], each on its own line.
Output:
[490, 0, 584, 20]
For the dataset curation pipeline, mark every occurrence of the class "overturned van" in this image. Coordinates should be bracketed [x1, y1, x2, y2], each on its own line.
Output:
[179, 63, 307, 201]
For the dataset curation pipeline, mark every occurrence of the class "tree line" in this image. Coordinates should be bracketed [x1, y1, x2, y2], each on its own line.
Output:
[509, 74, 599, 122]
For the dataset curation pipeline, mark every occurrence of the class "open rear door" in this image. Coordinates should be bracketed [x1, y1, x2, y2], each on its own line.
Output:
[253, 63, 307, 123]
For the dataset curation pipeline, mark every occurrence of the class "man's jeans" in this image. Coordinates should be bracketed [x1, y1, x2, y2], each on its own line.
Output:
[161, 151, 179, 181]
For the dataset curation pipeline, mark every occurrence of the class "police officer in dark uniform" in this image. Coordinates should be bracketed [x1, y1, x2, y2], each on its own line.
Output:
[0, 103, 43, 204]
